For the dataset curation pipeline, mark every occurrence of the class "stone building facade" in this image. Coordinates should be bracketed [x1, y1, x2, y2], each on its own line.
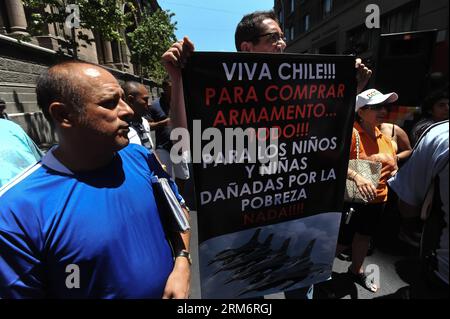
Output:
[274, 0, 448, 109]
[0, 0, 161, 146]
[275, 0, 448, 61]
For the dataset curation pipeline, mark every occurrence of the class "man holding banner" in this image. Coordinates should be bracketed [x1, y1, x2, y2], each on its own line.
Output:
[162, 10, 371, 299]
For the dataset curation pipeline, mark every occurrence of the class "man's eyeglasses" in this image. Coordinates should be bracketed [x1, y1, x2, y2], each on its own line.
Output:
[253, 32, 286, 44]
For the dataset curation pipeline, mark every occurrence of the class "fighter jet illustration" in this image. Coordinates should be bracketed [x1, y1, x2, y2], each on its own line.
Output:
[219, 233, 274, 266]
[238, 239, 328, 296]
[224, 238, 291, 284]
[212, 233, 274, 275]
[208, 228, 262, 266]
[243, 238, 317, 285]
[239, 262, 328, 296]
[234, 237, 291, 274]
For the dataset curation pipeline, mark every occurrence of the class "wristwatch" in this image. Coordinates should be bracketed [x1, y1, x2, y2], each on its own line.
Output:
[176, 250, 192, 265]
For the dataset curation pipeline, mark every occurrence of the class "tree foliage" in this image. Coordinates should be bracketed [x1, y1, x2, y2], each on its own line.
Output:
[126, 9, 177, 83]
[22, 0, 134, 57]
[20, 1, 177, 82]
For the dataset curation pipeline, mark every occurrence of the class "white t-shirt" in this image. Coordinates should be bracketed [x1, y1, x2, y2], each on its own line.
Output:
[128, 117, 154, 150]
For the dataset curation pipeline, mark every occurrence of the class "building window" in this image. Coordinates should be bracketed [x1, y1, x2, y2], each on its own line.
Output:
[291, 0, 295, 13]
[290, 26, 295, 40]
[278, 9, 284, 25]
[323, 0, 333, 17]
[285, 28, 290, 42]
[381, 2, 419, 34]
[304, 14, 310, 32]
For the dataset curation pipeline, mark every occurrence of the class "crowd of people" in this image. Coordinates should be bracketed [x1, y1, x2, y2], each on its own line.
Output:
[0, 10, 448, 299]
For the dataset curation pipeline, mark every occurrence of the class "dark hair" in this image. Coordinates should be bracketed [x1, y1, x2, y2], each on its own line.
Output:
[122, 81, 142, 101]
[36, 61, 95, 124]
[422, 90, 449, 116]
[235, 10, 279, 51]
[0, 98, 5, 112]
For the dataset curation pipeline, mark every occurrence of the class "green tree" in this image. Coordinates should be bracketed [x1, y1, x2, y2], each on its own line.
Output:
[126, 9, 177, 83]
[20, 1, 177, 83]
[22, 0, 134, 58]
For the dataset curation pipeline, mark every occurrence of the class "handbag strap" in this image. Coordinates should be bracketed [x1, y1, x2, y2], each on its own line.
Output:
[353, 128, 361, 160]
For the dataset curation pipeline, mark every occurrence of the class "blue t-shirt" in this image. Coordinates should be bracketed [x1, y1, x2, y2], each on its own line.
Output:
[0, 119, 43, 187]
[0, 144, 183, 298]
[388, 120, 449, 284]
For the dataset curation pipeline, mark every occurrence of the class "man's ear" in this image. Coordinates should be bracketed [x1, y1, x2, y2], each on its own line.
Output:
[127, 94, 135, 105]
[240, 41, 253, 52]
[48, 102, 75, 128]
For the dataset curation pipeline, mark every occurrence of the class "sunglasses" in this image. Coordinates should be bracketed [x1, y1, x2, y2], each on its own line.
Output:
[362, 103, 389, 111]
[253, 31, 286, 44]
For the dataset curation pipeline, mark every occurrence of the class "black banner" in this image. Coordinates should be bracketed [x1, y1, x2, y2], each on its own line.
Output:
[182, 52, 356, 298]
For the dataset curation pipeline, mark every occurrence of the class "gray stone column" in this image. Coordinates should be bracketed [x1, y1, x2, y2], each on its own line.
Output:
[0, 11, 8, 34]
[102, 40, 114, 65]
[4, 0, 29, 36]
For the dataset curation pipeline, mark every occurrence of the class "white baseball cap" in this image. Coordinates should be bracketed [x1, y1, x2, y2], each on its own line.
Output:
[355, 89, 398, 111]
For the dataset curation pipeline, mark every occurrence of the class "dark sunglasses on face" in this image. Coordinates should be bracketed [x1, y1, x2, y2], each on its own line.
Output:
[253, 31, 286, 44]
[362, 103, 389, 111]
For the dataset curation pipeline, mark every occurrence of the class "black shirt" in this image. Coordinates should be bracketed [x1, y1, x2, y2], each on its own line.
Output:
[146, 96, 172, 151]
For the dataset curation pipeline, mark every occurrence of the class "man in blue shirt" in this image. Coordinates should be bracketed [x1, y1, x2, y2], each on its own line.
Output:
[0, 61, 191, 298]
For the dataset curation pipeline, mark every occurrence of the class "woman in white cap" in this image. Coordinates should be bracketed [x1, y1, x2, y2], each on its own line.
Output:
[336, 89, 399, 293]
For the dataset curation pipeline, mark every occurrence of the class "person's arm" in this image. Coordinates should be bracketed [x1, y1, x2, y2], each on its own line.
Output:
[161, 37, 195, 131]
[397, 198, 423, 238]
[347, 168, 377, 202]
[388, 126, 444, 217]
[161, 174, 191, 299]
[0, 206, 45, 298]
[347, 129, 377, 201]
[394, 125, 413, 163]
[146, 149, 191, 299]
[147, 100, 171, 130]
[163, 217, 191, 299]
[398, 198, 421, 219]
[148, 117, 170, 130]
[367, 150, 398, 177]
